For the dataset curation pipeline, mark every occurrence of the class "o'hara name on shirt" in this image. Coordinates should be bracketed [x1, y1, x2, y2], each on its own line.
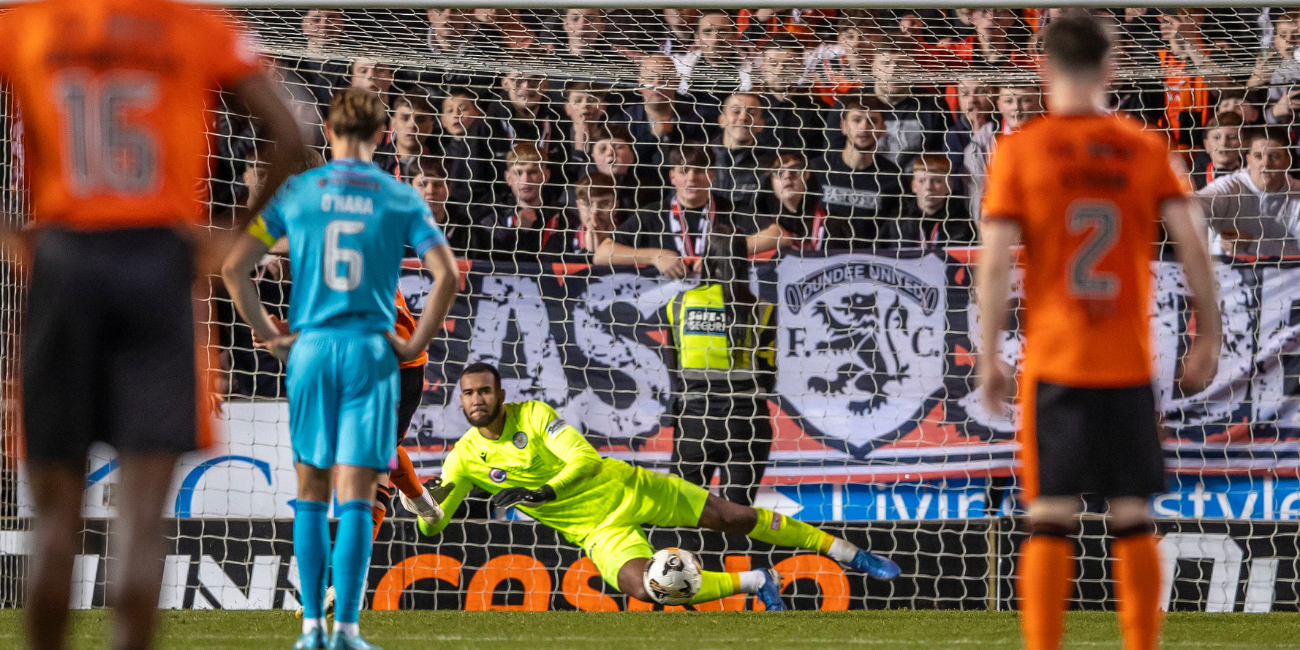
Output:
[320, 194, 374, 215]
[683, 307, 728, 336]
[821, 185, 879, 210]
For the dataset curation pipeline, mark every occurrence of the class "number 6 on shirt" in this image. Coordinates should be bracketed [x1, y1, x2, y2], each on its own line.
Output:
[324, 219, 365, 291]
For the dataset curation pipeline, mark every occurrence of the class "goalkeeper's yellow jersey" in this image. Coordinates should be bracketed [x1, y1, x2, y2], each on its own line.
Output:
[427, 400, 635, 542]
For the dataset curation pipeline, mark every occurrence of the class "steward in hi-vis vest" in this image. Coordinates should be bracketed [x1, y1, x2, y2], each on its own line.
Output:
[663, 224, 776, 506]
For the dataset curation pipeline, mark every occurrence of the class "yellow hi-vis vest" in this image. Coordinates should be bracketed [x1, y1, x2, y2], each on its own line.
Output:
[665, 283, 773, 383]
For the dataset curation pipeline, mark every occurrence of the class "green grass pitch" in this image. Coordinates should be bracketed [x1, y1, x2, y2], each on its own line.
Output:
[1, 610, 1296, 649]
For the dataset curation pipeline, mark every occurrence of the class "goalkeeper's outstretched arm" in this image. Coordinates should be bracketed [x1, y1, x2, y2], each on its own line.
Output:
[540, 419, 602, 497]
[491, 409, 604, 510]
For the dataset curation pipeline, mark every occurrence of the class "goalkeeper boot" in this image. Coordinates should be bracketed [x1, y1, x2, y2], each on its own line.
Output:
[846, 549, 901, 581]
[293, 629, 327, 650]
[297, 586, 336, 619]
[755, 569, 786, 612]
[323, 585, 336, 615]
[328, 631, 382, 650]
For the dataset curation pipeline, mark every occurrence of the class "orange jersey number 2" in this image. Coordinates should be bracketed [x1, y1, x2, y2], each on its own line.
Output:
[1065, 200, 1122, 300]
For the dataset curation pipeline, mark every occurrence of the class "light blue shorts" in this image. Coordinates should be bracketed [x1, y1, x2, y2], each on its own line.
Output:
[286, 330, 398, 471]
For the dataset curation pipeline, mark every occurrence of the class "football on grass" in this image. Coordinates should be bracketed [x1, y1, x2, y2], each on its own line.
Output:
[644, 548, 702, 605]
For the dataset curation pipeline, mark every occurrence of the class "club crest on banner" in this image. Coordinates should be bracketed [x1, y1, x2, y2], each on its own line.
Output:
[778, 254, 947, 456]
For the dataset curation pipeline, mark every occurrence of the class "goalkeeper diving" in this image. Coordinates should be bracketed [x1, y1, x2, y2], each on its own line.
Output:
[418, 362, 900, 609]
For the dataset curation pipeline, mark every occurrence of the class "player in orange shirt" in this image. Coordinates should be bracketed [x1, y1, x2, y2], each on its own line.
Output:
[371, 288, 444, 538]
[0, 1, 303, 649]
[976, 15, 1221, 650]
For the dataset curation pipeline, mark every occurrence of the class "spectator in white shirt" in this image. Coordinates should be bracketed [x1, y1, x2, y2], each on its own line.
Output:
[660, 8, 700, 56]
[672, 10, 753, 97]
[1199, 127, 1300, 257]
[802, 11, 877, 100]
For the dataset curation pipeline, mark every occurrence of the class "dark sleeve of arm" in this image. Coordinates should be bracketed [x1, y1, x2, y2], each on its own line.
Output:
[466, 209, 496, 260]
[921, 99, 952, 152]
[612, 210, 647, 247]
[801, 103, 828, 152]
[724, 205, 761, 238]
[878, 178, 903, 242]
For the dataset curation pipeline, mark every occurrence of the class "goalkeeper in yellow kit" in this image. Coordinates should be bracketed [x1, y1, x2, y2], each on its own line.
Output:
[418, 362, 900, 609]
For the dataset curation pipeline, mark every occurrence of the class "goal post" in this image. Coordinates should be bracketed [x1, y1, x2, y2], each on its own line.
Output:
[2, 3, 1299, 613]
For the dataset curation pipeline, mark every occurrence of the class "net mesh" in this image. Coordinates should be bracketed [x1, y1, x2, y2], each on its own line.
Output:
[3, 5, 1300, 613]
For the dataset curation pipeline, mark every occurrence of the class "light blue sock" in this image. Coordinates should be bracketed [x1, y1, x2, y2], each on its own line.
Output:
[293, 500, 331, 620]
[332, 499, 375, 626]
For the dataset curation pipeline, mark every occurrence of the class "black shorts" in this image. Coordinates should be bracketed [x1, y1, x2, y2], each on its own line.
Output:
[396, 365, 424, 440]
[1031, 380, 1166, 499]
[23, 227, 198, 462]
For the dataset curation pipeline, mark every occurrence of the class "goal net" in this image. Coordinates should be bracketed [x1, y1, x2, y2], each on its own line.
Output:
[2, 4, 1299, 613]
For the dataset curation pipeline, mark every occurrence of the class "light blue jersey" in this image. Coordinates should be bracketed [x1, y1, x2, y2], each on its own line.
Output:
[250, 157, 446, 471]
[254, 158, 447, 333]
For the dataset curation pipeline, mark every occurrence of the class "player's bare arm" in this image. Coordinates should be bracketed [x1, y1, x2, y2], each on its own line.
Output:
[385, 244, 458, 361]
[222, 234, 297, 360]
[192, 74, 304, 279]
[975, 219, 1021, 412]
[228, 74, 306, 232]
[1161, 195, 1223, 392]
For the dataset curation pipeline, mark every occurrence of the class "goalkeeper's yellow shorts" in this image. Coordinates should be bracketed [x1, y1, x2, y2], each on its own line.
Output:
[578, 466, 711, 589]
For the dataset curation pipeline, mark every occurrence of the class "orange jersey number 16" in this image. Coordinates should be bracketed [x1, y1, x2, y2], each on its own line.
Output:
[53, 69, 161, 198]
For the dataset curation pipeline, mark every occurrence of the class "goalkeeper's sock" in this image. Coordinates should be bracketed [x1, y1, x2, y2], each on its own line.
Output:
[372, 484, 391, 541]
[825, 538, 858, 563]
[688, 571, 739, 605]
[1113, 532, 1162, 650]
[735, 570, 769, 594]
[293, 500, 331, 621]
[747, 507, 834, 553]
[332, 499, 375, 626]
[1019, 534, 1075, 650]
[390, 446, 424, 499]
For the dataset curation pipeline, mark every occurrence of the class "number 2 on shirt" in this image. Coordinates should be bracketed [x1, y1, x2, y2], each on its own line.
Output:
[1066, 200, 1121, 299]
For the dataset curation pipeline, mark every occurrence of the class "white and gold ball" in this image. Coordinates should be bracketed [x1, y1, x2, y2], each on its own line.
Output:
[643, 547, 703, 605]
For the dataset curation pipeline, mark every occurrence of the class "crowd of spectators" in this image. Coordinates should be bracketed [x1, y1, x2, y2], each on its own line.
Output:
[211, 7, 1300, 266]
[217, 7, 1300, 393]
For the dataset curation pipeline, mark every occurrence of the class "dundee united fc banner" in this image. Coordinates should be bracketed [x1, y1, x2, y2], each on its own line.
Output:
[394, 252, 1015, 484]
[776, 254, 949, 452]
[16, 253, 1300, 521]
[387, 252, 1300, 483]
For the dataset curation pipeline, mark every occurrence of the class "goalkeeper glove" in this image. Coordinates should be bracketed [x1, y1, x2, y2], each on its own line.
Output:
[427, 478, 457, 504]
[491, 484, 556, 510]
